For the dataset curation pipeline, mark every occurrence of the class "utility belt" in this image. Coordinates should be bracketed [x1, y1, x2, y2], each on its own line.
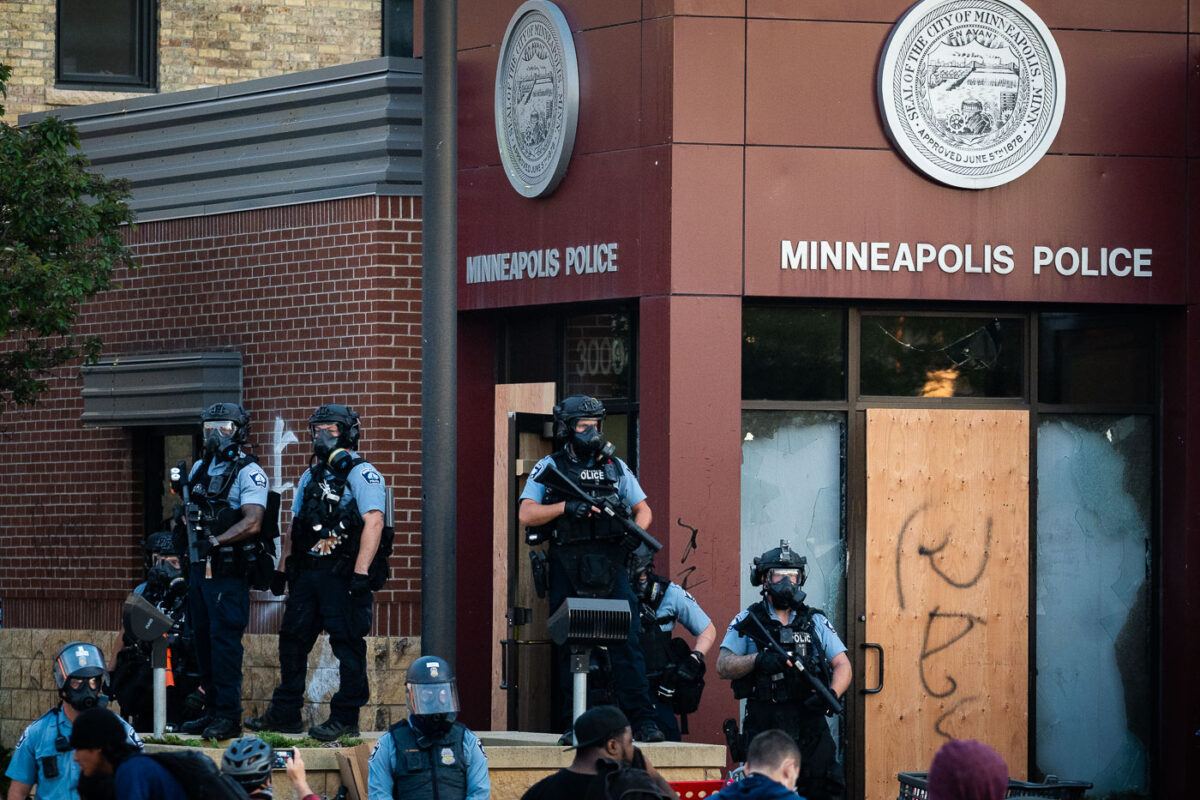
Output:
[207, 541, 270, 585]
[294, 552, 355, 575]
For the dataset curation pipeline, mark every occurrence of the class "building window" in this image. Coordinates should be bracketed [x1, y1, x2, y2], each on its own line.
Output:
[383, 0, 415, 58]
[57, 0, 156, 89]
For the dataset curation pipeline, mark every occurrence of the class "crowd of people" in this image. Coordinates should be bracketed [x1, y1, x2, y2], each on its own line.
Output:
[3, 394, 1014, 799]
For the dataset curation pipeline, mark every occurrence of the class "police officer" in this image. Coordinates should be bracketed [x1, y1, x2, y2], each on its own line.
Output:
[716, 540, 852, 800]
[367, 656, 490, 800]
[247, 403, 387, 741]
[179, 402, 269, 740]
[628, 547, 717, 741]
[518, 395, 664, 743]
[5, 642, 143, 800]
[111, 532, 202, 732]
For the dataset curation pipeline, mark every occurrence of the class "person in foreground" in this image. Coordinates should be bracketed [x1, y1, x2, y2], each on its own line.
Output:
[69, 708, 186, 800]
[926, 739, 1008, 800]
[367, 655, 490, 800]
[714, 730, 801, 800]
[221, 736, 319, 800]
[520, 705, 675, 800]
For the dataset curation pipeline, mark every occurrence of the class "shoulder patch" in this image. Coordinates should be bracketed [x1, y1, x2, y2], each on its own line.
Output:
[14, 726, 28, 750]
[681, 589, 697, 603]
[368, 736, 384, 762]
[360, 469, 383, 485]
[528, 459, 547, 481]
[250, 471, 267, 488]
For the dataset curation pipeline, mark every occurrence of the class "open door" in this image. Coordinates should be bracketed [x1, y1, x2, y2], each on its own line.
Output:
[863, 409, 1029, 800]
[491, 383, 556, 731]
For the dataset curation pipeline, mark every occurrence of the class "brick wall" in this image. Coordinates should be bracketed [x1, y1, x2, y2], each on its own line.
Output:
[0, 195, 424, 637]
[0, 0, 382, 121]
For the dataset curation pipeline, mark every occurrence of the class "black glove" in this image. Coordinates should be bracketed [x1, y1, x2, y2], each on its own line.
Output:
[681, 650, 707, 680]
[755, 649, 790, 676]
[269, 570, 288, 597]
[194, 537, 212, 561]
[564, 499, 592, 520]
[349, 573, 372, 598]
[804, 692, 834, 716]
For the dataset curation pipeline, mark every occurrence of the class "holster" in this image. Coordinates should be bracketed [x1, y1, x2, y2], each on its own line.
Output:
[723, 718, 747, 763]
[529, 549, 549, 598]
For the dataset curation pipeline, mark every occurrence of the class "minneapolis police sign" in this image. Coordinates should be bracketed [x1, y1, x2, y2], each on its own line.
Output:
[495, 0, 580, 198]
[878, 0, 1066, 189]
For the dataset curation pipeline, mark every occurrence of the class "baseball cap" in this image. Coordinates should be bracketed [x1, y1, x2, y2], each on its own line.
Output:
[566, 705, 631, 750]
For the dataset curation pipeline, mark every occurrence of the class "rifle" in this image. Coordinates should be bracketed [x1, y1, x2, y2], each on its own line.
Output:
[741, 609, 844, 716]
[537, 461, 662, 553]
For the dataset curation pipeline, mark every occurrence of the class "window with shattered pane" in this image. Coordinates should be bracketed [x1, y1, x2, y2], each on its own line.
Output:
[1036, 415, 1152, 799]
[860, 315, 1024, 397]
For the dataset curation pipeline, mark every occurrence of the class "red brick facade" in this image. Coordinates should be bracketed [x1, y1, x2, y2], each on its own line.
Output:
[0, 195, 424, 637]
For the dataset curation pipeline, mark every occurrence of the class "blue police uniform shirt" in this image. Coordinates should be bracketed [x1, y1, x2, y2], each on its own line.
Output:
[520, 454, 647, 507]
[366, 720, 491, 800]
[6, 707, 143, 800]
[292, 454, 386, 517]
[188, 454, 270, 509]
[656, 582, 712, 636]
[721, 601, 847, 662]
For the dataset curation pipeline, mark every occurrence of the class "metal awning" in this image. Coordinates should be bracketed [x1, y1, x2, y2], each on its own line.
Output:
[80, 352, 242, 427]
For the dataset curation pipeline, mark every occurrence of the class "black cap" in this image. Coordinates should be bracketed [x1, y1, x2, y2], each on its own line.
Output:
[567, 705, 630, 750]
[68, 709, 127, 750]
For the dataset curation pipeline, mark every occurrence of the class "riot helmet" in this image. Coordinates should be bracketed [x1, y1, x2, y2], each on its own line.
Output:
[750, 539, 808, 611]
[406, 655, 459, 739]
[54, 641, 108, 711]
[308, 403, 361, 467]
[221, 736, 275, 795]
[201, 402, 250, 462]
[554, 395, 608, 459]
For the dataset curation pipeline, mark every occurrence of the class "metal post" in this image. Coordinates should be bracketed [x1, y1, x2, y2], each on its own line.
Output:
[420, 0, 457, 666]
[151, 637, 168, 737]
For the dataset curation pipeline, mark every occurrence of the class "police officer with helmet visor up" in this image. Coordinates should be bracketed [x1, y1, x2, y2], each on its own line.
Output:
[367, 655, 490, 800]
[519, 394, 664, 743]
[717, 540, 852, 800]
[179, 402, 270, 741]
[248, 403, 388, 742]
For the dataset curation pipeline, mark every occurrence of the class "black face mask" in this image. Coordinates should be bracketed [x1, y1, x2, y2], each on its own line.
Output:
[146, 563, 184, 597]
[766, 578, 807, 611]
[571, 425, 604, 459]
[204, 431, 238, 462]
[312, 429, 340, 459]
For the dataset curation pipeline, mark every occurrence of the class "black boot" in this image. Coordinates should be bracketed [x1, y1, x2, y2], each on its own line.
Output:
[179, 714, 213, 735]
[245, 707, 304, 734]
[201, 716, 241, 741]
[309, 718, 359, 742]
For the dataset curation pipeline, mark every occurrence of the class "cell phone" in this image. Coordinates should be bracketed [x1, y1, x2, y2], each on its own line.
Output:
[272, 749, 293, 769]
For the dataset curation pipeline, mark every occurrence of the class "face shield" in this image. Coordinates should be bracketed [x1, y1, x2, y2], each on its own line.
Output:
[407, 681, 459, 716]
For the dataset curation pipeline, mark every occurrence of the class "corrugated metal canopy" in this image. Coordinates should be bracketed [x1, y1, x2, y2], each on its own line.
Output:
[81, 352, 242, 427]
[20, 58, 422, 222]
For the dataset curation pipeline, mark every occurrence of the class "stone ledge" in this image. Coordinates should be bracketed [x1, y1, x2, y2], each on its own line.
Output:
[45, 87, 158, 108]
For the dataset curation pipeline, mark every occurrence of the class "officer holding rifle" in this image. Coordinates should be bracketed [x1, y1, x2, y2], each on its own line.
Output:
[518, 395, 665, 743]
[717, 540, 852, 800]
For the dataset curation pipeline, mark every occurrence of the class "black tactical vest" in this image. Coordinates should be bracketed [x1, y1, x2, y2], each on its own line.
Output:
[638, 575, 675, 677]
[190, 454, 254, 512]
[731, 600, 834, 708]
[542, 450, 624, 544]
[387, 720, 469, 800]
[291, 459, 365, 559]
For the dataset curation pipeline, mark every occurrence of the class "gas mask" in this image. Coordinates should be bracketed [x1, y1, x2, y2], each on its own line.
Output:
[765, 570, 807, 611]
[571, 424, 605, 459]
[147, 562, 185, 598]
[312, 428, 340, 459]
[62, 680, 103, 711]
[633, 570, 651, 599]
[203, 420, 239, 462]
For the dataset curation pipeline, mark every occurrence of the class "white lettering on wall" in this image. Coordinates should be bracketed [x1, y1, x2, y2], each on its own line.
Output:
[465, 242, 619, 285]
[783, 240, 1152, 279]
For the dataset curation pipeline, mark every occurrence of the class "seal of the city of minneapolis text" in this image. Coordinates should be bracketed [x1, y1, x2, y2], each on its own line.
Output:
[878, 0, 1065, 189]
[495, 0, 579, 198]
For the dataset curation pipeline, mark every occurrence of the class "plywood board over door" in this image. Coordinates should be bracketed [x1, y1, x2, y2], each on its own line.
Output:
[864, 409, 1029, 800]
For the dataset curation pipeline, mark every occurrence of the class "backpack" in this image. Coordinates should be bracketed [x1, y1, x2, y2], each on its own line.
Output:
[146, 750, 249, 800]
[592, 758, 674, 800]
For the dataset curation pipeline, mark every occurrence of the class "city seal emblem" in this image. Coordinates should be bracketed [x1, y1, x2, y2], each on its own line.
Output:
[878, 0, 1065, 189]
[495, 0, 579, 198]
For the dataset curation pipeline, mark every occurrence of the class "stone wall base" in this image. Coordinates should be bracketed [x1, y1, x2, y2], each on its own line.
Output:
[0, 628, 420, 747]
